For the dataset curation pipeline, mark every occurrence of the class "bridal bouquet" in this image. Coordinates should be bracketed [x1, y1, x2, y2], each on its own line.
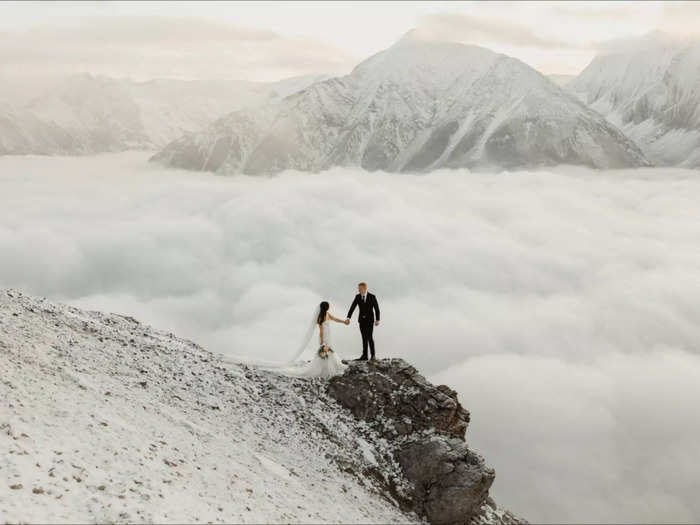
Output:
[318, 345, 333, 359]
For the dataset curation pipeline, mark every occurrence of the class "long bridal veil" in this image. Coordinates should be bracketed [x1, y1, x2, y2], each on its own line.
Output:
[239, 301, 346, 379]
[286, 304, 321, 364]
[220, 304, 320, 369]
[282, 302, 347, 379]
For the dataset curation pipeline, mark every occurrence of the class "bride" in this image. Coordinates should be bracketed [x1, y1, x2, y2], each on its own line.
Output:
[280, 301, 348, 379]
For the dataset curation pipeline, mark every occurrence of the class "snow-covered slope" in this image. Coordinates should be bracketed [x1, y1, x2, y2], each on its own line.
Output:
[1, 289, 524, 524]
[0, 104, 78, 155]
[0, 74, 327, 155]
[264, 74, 333, 102]
[152, 32, 648, 174]
[569, 34, 700, 168]
[547, 74, 575, 87]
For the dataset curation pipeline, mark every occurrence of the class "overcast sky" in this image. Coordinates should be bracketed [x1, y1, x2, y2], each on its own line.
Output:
[1, 0, 700, 87]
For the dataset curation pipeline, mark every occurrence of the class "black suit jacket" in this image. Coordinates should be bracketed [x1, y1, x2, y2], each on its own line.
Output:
[347, 293, 380, 324]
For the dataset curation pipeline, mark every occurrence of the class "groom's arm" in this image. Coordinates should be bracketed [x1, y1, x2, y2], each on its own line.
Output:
[346, 296, 358, 319]
[373, 295, 380, 322]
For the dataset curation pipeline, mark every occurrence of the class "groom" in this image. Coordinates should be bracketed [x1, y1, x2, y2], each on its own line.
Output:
[345, 282, 380, 361]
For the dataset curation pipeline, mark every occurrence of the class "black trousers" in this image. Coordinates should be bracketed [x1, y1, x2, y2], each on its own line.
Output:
[360, 321, 375, 358]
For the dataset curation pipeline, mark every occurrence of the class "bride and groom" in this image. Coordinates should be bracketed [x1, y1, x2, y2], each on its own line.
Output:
[284, 282, 380, 379]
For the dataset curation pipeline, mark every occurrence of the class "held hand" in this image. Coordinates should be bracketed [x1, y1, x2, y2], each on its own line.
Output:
[344, 319, 350, 325]
[375, 320, 380, 326]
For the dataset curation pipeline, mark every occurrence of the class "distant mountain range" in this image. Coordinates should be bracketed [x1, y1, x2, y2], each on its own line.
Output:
[3, 31, 700, 172]
[569, 34, 700, 168]
[0, 74, 327, 155]
[152, 32, 648, 173]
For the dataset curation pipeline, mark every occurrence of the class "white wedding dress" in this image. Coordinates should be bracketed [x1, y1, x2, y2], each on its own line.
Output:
[279, 317, 348, 379]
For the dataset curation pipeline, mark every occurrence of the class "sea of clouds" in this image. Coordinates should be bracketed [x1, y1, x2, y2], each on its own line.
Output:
[1, 152, 699, 523]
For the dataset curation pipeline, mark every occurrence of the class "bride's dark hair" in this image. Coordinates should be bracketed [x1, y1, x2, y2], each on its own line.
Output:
[317, 301, 329, 325]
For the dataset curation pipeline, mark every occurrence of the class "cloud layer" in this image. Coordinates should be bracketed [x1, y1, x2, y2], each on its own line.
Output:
[413, 2, 700, 74]
[1, 152, 699, 522]
[0, 15, 355, 86]
[2, 1, 700, 100]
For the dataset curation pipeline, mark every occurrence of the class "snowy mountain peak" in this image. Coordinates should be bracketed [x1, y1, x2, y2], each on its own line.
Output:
[1, 289, 524, 523]
[351, 34, 501, 90]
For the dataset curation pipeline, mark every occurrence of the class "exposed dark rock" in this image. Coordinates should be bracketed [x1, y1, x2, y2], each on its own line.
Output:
[328, 358, 518, 525]
[327, 358, 469, 440]
[398, 436, 494, 524]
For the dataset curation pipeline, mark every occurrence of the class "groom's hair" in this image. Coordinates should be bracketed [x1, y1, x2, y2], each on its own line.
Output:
[358, 282, 367, 287]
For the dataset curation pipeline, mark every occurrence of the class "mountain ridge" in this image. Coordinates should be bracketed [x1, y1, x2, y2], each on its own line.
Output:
[0, 73, 327, 155]
[1, 289, 525, 524]
[569, 34, 700, 168]
[152, 35, 649, 173]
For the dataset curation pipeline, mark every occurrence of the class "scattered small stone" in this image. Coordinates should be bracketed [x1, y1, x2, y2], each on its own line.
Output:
[10, 483, 23, 490]
[32, 487, 44, 494]
[97, 485, 106, 491]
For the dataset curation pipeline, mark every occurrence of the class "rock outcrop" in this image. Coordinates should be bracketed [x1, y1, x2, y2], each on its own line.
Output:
[328, 359, 469, 439]
[329, 359, 524, 524]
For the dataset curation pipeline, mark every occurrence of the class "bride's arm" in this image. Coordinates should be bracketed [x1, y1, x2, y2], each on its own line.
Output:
[328, 313, 346, 323]
[319, 323, 324, 345]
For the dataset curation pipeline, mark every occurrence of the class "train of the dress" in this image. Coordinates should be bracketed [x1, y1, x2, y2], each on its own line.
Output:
[279, 348, 348, 379]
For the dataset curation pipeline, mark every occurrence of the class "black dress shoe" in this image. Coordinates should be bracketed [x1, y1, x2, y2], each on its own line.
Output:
[370, 355, 376, 361]
[353, 356, 368, 361]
